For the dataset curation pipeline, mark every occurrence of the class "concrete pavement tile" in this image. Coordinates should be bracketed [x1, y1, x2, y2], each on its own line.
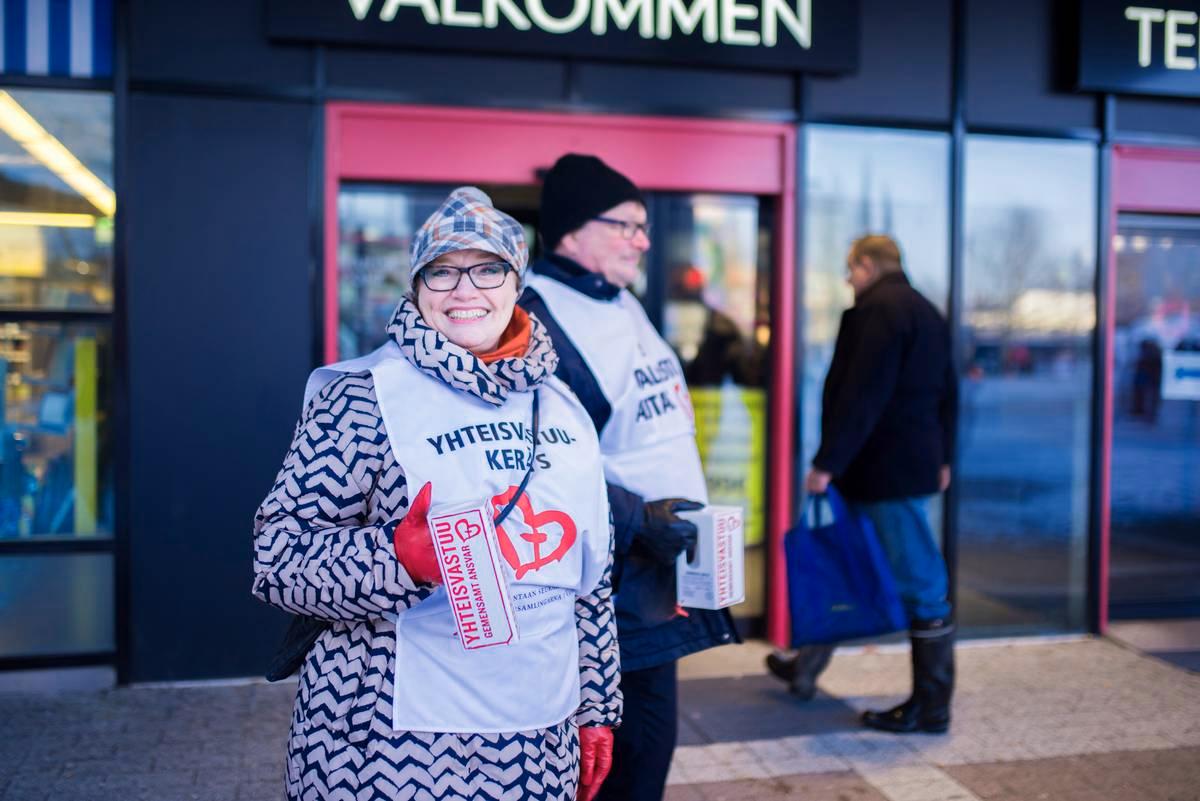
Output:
[1097, 733, 1178, 752]
[664, 784, 708, 800]
[858, 764, 982, 801]
[741, 736, 853, 775]
[815, 732, 896, 758]
[742, 738, 799, 764]
[233, 779, 281, 801]
[843, 747, 927, 770]
[919, 748, 999, 767]
[676, 763, 727, 785]
[758, 756, 851, 778]
[775, 770, 892, 797]
[672, 746, 719, 770]
[1020, 737, 1090, 759]
[148, 742, 242, 773]
[235, 737, 287, 772]
[671, 771, 887, 801]
[679, 674, 861, 742]
[967, 743, 1041, 764]
[4, 772, 216, 801]
[786, 733, 845, 758]
[666, 764, 695, 785]
[944, 748, 1200, 801]
[684, 759, 767, 784]
[699, 742, 760, 765]
[0, 738, 33, 769]
[677, 713, 710, 746]
[0, 774, 49, 801]
[834, 735, 926, 769]
[1164, 728, 1200, 748]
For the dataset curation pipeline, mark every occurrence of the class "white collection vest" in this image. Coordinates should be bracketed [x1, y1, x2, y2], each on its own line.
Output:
[305, 342, 609, 734]
[525, 274, 709, 504]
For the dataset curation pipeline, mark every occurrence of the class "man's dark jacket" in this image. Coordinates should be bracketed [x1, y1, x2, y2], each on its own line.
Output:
[814, 272, 957, 502]
[520, 254, 738, 672]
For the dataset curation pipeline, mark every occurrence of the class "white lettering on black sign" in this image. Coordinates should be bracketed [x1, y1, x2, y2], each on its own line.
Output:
[1078, 1, 1200, 97]
[1126, 6, 1199, 70]
[267, 0, 858, 73]
[352, 0, 811, 47]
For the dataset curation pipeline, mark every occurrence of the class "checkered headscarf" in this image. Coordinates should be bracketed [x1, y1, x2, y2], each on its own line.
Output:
[409, 186, 528, 281]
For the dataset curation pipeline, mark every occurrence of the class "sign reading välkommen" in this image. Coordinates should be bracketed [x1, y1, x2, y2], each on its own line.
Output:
[1079, 1, 1200, 97]
[266, 0, 858, 73]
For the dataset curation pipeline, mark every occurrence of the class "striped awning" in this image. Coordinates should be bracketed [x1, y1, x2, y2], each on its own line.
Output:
[1, 0, 112, 79]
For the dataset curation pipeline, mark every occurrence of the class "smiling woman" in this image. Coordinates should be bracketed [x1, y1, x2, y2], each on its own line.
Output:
[415, 247, 519, 353]
[253, 185, 621, 801]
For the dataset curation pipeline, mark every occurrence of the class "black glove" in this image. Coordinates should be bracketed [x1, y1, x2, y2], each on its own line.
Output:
[635, 498, 704, 566]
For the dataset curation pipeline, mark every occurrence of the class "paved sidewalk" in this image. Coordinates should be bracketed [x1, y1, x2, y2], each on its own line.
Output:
[668, 637, 1200, 800]
[1, 637, 1198, 800]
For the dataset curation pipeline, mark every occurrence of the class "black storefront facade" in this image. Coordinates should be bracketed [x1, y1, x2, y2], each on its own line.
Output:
[0, 0, 1197, 685]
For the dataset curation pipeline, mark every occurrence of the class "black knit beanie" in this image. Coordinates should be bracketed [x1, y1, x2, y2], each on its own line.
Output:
[539, 154, 645, 251]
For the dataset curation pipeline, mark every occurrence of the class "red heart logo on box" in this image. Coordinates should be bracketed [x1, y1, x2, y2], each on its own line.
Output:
[491, 487, 577, 580]
[454, 517, 482, 542]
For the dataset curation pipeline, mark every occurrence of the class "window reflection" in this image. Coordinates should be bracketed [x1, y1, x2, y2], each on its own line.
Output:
[0, 90, 113, 310]
[802, 125, 951, 535]
[659, 193, 771, 620]
[338, 183, 452, 359]
[0, 553, 114, 657]
[1110, 214, 1200, 617]
[960, 135, 1096, 634]
[0, 322, 111, 540]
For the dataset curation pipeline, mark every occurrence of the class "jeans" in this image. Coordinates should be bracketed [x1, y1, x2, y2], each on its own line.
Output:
[852, 497, 951, 623]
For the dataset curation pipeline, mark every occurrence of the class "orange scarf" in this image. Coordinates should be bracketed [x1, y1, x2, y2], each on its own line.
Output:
[479, 306, 532, 364]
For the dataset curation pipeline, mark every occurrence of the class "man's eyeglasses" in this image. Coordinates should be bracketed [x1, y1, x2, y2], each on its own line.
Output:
[592, 216, 651, 240]
[419, 261, 513, 292]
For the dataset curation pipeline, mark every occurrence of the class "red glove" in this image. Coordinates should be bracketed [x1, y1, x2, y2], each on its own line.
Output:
[392, 482, 440, 585]
[577, 725, 614, 801]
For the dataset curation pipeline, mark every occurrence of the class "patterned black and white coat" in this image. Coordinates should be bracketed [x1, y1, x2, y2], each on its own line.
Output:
[253, 299, 622, 801]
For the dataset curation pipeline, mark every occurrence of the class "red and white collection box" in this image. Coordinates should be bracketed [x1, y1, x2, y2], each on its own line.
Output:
[675, 505, 745, 610]
[428, 501, 520, 651]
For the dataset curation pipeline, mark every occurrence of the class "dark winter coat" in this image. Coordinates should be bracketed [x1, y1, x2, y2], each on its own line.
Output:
[814, 272, 957, 502]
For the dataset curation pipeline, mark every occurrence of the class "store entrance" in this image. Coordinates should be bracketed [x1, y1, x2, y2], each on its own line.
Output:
[324, 106, 797, 641]
[1108, 213, 1200, 619]
[336, 180, 774, 625]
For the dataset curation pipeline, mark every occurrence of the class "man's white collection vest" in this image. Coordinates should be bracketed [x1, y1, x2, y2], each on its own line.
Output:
[305, 342, 609, 734]
[525, 274, 709, 504]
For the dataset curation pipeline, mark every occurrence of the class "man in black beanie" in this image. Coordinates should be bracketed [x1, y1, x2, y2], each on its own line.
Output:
[521, 154, 739, 801]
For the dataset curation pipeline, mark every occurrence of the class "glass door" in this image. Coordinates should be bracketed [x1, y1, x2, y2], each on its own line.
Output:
[653, 193, 772, 624]
[336, 183, 773, 626]
[1109, 214, 1200, 619]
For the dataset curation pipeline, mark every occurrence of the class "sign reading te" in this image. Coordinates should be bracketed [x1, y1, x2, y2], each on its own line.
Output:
[1079, 2, 1200, 97]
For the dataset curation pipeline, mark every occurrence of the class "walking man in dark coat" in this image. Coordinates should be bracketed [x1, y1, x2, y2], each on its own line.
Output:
[768, 234, 957, 733]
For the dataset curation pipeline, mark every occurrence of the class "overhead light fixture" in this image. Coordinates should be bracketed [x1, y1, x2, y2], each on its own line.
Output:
[0, 211, 97, 227]
[0, 91, 115, 217]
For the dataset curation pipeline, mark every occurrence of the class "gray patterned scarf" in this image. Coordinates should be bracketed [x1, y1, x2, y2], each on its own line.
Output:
[387, 297, 558, 407]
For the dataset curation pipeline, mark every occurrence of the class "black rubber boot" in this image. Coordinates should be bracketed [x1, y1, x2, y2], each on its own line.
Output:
[765, 644, 836, 700]
[862, 618, 954, 734]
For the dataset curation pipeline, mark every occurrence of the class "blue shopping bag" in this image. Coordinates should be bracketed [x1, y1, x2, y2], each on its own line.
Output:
[785, 486, 908, 646]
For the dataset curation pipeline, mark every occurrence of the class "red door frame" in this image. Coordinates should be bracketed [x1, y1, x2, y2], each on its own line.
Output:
[1100, 145, 1200, 632]
[325, 103, 797, 645]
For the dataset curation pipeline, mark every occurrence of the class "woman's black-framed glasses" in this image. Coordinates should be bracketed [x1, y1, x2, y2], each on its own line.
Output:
[592, 216, 652, 240]
[419, 261, 514, 292]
